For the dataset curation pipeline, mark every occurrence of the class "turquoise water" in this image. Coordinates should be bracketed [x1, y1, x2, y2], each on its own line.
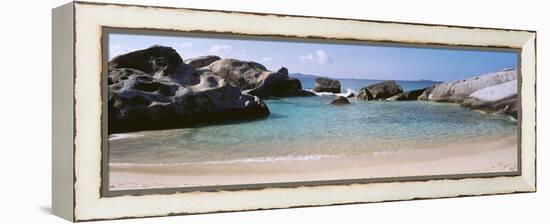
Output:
[109, 78, 517, 165]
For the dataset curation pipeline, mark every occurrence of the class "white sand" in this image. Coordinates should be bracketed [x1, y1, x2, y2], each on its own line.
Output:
[109, 133, 517, 191]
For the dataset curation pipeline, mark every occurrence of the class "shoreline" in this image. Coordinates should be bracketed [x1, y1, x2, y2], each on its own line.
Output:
[109, 133, 517, 191]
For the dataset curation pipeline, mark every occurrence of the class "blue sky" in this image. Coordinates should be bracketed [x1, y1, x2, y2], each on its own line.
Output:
[109, 33, 517, 81]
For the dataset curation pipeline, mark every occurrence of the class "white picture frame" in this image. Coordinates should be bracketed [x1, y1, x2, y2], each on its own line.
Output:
[52, 1, 536, 221]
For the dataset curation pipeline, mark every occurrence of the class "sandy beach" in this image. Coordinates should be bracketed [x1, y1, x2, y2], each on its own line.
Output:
[109, 133, 517, 191]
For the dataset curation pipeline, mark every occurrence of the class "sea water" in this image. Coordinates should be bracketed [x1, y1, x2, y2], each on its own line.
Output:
[109, 78, 517, 166]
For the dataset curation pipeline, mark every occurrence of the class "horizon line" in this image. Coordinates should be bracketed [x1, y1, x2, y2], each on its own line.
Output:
[288, 67, 515, 83]
[289, 73, 446, 82]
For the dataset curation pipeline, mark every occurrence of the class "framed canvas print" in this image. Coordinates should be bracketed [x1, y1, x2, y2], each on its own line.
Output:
[52, 1, 537, 222]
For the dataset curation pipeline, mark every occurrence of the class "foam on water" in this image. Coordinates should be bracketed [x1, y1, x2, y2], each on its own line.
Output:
[111, 154, 343, 168]
[109, 133, 144, 141]
[308, 88, 356, 97]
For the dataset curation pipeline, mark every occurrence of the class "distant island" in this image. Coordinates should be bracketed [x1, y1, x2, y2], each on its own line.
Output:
[291, 73, 443, 84]
[418, 79, 442, 83]
[289, 73, 325, 79]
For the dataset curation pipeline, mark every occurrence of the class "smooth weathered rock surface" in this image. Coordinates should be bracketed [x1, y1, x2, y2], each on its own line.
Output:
[108, 46, 270, 133]
[417, 69, 518, 118]
[330, 96, 350, 105]
[183, 55, 221, 68]
[313, 78, 341, 93]
[206, 59, 272, 89]
[361, 81, 403, 99]
[386, 88, 427, 101]
[468, 80, 517, 102]
[461, 80, 517, 118]
[418, 69, 517, 102]
[242, 72, 305, 98]
[356, 88, 373, 100]
[462, 96, 517, 118]
[417, 86, 433, 101]
[207, 60, 309, 98]
[108, 45, 184, 75]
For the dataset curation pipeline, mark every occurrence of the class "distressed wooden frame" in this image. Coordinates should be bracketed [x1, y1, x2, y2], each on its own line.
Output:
[52, 1, 536, 222]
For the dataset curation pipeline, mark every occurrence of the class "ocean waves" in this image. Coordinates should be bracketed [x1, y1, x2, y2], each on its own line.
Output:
[305, 88, 355, 97]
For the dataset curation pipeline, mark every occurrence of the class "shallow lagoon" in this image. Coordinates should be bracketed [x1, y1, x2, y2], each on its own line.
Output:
[109, 79, 517, 165]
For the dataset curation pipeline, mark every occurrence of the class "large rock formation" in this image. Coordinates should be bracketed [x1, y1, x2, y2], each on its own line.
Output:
[206, 59, 311, 98]
[242, 72, 305, 98]
[417, 69, 516, 102]
[358, 81, 403, 100]
[386, 88, 427, 101]
[356, 89, 373, 100]
[417, 86, 433, 101]
[108, 45, 184, 75]
[313, 78, 341, 93]
[108, 46, 270, 133]
[183, 55, 221, 68]
[418, 69, 518, 118]
[461, 80, 517, 117]
[330, 96, 350, 105]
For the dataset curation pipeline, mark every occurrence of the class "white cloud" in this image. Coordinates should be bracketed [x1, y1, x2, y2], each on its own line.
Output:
[179, 51, 204, 59]
[261, 57, 273, 62]
[299, 49, 333, 64]
[208, 44, 233, 54]
[179, 42, 193, 49]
